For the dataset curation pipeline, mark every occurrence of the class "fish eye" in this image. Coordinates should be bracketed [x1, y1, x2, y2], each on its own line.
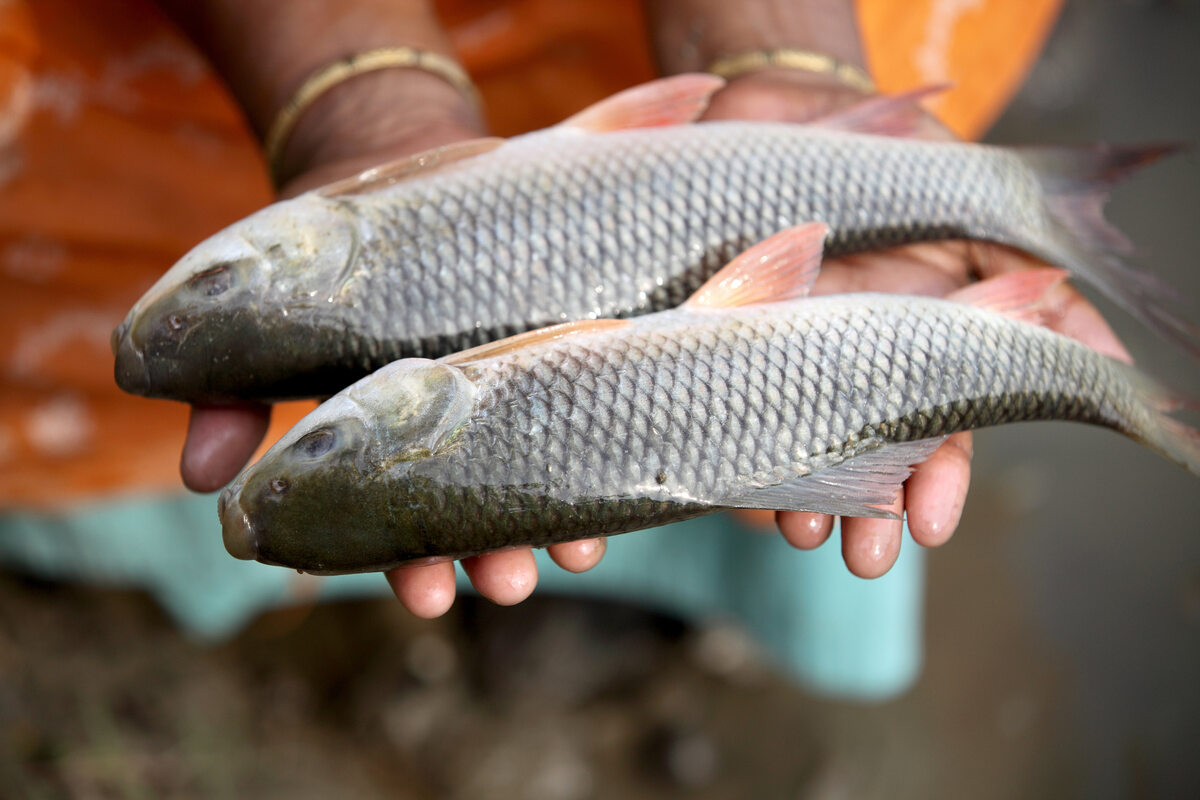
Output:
[187, 263, 234, 297]
[294, 428, 336, 459]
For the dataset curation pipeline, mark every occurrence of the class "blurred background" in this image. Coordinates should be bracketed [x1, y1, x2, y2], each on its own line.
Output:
[1, 0, 1198, 797]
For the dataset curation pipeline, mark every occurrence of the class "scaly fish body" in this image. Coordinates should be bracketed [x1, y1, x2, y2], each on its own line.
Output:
[340, 123, 1040, 345]
[219, 261, 1198, 575]
[113, 78, 1191, 403]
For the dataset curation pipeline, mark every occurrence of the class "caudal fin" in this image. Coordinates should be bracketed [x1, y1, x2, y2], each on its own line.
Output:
[1017, 144, 1200, 362]
[1119, 362, 1200, 475]
[1142, 414, 1200, 477]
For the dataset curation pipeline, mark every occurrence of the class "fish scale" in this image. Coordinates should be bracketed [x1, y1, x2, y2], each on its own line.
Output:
[117, 75, 1197, 403]
[341, 124, 1044, 361]
[373, 296, 1139, 557]
[214, 233, 1196, 576]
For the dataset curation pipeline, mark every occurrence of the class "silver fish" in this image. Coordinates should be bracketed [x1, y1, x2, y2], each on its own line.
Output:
[113, 75, 1195, 403]
[218, 224, 1200, 574]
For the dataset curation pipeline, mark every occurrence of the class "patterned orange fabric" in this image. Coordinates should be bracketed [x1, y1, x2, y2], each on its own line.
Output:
[0, 0, 1062, 507]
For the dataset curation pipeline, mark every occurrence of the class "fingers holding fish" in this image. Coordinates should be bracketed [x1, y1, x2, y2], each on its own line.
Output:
[775, 511, 834, 550]
[461, 548, 539, 607]
[840, 493, 905, 580]
[386, 560, 457, 619]
[904, 433, 973, 549]
[548, 537, 608, 573]
[776, 433, 970, 563]
[387, 548, 545, 617]
[181, 403, 271, 493]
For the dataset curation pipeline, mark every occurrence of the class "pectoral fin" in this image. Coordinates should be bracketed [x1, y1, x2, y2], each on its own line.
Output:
[683, 222, 829, 309]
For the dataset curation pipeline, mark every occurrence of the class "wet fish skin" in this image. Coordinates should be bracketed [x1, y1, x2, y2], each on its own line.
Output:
[111, 198, 375, 399]
[114, 106, 1179, 403]
[219, 291, 1196, 575]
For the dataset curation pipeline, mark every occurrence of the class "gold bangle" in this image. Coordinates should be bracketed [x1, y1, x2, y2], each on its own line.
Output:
[706, 48, 875, 94]
[264, 46, 480, 183]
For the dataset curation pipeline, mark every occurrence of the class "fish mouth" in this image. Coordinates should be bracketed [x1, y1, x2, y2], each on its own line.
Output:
[112, 320, 151, 395]
[218, 486, 259, 561]
[110, 318, 129, 357]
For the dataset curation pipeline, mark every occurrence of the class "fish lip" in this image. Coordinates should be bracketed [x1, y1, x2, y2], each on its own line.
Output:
[110, 319, 129, 357]
[219, 486, 259, 561]
[112, 324, 151, 395]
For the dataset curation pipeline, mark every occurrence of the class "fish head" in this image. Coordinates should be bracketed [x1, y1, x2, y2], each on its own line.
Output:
[112, 195, 364, 402]
[219, 359, 478, 572]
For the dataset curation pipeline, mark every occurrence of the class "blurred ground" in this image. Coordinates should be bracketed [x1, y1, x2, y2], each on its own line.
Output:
[2, 1, 1198, 797]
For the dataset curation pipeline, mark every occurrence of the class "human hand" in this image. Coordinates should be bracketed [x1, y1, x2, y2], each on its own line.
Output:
[702, 69, 1131, 577]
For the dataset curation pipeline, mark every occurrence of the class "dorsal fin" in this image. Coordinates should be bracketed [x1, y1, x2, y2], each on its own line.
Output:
[810, 85, 950, 139]
[317, 138, 505, 197]
[684, 222, 829, 310]
[440, 319, 632, 366]
[948, 268, 1069, 326]
[560, 74, 725, 133]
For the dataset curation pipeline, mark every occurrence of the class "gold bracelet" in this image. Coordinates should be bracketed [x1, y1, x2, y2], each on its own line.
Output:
[706, 48, 875, 94]
[264, 46, 481, 183]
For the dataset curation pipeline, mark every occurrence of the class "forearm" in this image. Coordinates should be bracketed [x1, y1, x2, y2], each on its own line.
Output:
[155, 0, 484, 188]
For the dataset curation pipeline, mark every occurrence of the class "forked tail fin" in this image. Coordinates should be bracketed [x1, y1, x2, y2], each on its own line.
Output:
[1141, 413, 1200, 477]
[1119, 362, 1200, 476]
[1016, 144, 1200, 361]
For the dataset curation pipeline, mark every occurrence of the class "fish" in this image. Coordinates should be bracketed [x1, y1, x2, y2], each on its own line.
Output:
[112, 75, 1196, 404]
[217, 223, 1200, 575]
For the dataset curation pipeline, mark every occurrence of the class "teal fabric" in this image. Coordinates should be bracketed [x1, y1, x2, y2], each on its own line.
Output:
[0, 492, 923, 700]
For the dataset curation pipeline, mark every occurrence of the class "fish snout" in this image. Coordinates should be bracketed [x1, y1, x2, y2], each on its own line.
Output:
[111, 320, 152, 395]
[110, 319, 129, 357]
[219, 486, 259, 561]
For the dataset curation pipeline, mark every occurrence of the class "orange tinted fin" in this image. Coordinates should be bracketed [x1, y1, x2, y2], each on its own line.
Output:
[684, 222, 829, 310]
[811, 85, 950, 139]
[948, 268, 1069, 326]
[317, 138, 505, 196]
[440, 319, 632, 366]
[560, 74, 726, 132]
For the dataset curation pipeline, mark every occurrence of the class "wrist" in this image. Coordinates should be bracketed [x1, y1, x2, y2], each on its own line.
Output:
[276, 71, 483, 193]
[157, 0, 485, 190]
[646, 0, 867, 77]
